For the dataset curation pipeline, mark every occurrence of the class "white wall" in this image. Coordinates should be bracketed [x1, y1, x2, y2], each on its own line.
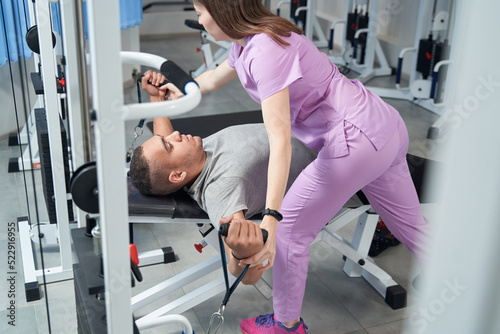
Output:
[0, 61, 36, 139]
[121, 26, 141, 87]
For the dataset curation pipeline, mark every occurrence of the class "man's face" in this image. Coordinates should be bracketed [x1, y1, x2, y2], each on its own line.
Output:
[142, 131, 204, 172]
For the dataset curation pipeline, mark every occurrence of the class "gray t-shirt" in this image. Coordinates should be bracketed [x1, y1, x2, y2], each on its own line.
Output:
[186, 123, 317, 226]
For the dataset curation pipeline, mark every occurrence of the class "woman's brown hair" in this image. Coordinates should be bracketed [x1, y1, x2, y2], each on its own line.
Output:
[193, 0, 303, 46]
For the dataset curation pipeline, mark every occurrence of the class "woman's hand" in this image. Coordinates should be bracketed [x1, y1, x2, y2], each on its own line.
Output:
[239, 215, 279, 271]
[141, 70, 184, 101]
[163, 82, 184, 100]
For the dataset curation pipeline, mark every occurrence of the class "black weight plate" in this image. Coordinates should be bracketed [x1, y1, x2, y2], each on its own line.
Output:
[70, 162, 99, 214]
[25, 25, 56, 54]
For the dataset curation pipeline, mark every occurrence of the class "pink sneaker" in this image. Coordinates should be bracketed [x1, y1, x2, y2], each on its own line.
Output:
[240, 313, 308, 334]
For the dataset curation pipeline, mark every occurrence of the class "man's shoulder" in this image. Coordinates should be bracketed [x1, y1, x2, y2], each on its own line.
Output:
[218, 123, 265, 134]
[202, 177, 252, 204]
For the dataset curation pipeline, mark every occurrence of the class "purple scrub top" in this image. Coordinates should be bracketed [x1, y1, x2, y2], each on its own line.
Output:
[227, 32, 399, 158]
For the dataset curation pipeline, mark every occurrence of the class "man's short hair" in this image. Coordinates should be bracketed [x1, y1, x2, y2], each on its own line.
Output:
[129, 146, 154, 195]
[130, 145, 184, 196]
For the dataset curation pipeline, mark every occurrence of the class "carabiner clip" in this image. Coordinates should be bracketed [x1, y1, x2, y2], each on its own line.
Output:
[126, 126, 144, 163]
[207, 305, 225, 334]
[133, 125, 144, 138]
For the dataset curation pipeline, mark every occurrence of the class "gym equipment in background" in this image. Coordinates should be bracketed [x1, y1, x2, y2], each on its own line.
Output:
[277, 0, 329, 48]
[363, 0, 454, 120]
[17, 0, 75, 302]
[327, 0, 393, 82]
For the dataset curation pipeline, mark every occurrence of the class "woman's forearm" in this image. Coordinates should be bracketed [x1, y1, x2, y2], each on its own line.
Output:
[194, 69, 218, 94]
[194, 60, 238, 94]
[261, 87, 293, 213]
[265, 136, 291, 211]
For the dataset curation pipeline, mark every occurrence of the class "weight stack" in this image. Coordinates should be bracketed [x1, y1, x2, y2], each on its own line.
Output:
[346, 11, 370, 45]
[416, 38, 443, 79]
[35, 108, 74, 224]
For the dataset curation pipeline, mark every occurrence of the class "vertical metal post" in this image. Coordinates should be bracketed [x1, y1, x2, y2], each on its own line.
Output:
[36, 0, 73, 277]
[363, 0, 377, 74]
[73, 0, 93, 164]
[344, 0, 354, 56]
[85, 0, 132, 333]
[410, 0, 432, 85]
[59, 0, 88, 228]
[305, 0, 314, 40]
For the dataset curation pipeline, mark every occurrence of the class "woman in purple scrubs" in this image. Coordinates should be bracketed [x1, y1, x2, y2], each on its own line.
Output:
[184, 1, 432, 333]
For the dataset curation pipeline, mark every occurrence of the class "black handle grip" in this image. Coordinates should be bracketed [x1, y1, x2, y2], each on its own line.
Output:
[219, 223, 268, 244]
[160, 60, 197, 94]
[130, 260, 143, 282]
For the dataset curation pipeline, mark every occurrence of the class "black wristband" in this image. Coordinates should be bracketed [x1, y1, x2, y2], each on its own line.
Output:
[262, 208, 283, 222]
[231, 252, 242, 261]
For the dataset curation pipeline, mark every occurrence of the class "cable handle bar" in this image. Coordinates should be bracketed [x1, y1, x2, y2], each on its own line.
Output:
[219, 223, 268, 244]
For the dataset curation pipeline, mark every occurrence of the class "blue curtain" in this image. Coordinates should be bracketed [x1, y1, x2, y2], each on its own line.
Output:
[1, 0, 143, 67]
[51, 3, 62, 37]
[120, 0, 143, 29]
[0, 0, 31, 66]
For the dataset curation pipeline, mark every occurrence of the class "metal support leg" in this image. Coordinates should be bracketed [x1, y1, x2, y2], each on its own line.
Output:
[342, 211, 379, 277]
[17, 218, 74, 302]
[315, 207, 407, 309]
[18, 218, 40, 302]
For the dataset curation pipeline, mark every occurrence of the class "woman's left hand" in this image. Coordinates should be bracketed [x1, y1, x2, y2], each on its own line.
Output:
[163, 82, 184, 100]
[239, 215, 279, 271]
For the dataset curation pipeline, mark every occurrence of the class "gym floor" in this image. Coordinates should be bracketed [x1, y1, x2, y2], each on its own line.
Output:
[0, 33, 441, 334]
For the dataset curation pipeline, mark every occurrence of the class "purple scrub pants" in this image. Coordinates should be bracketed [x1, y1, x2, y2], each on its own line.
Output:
[273, 118, 431, 322]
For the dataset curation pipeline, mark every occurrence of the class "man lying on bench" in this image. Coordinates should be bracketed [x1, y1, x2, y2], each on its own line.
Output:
[129, 70, 319, 284]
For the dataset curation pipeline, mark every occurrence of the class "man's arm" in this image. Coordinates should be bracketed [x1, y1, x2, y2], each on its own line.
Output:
[152, 117, 174, 137]
[141, 70, 175, 136]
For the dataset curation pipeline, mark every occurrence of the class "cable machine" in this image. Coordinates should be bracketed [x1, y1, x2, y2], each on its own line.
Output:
[277, 0, 329, 48]
[17, 0, 75, 301]
[327, 0, 392, 82]
[363, 0, 454, 119]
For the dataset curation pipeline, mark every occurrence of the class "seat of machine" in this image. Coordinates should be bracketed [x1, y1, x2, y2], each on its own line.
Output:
[128, 178, 208, 219]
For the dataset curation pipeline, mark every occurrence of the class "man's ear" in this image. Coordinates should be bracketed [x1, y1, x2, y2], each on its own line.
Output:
[168, 170, 187, 184]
